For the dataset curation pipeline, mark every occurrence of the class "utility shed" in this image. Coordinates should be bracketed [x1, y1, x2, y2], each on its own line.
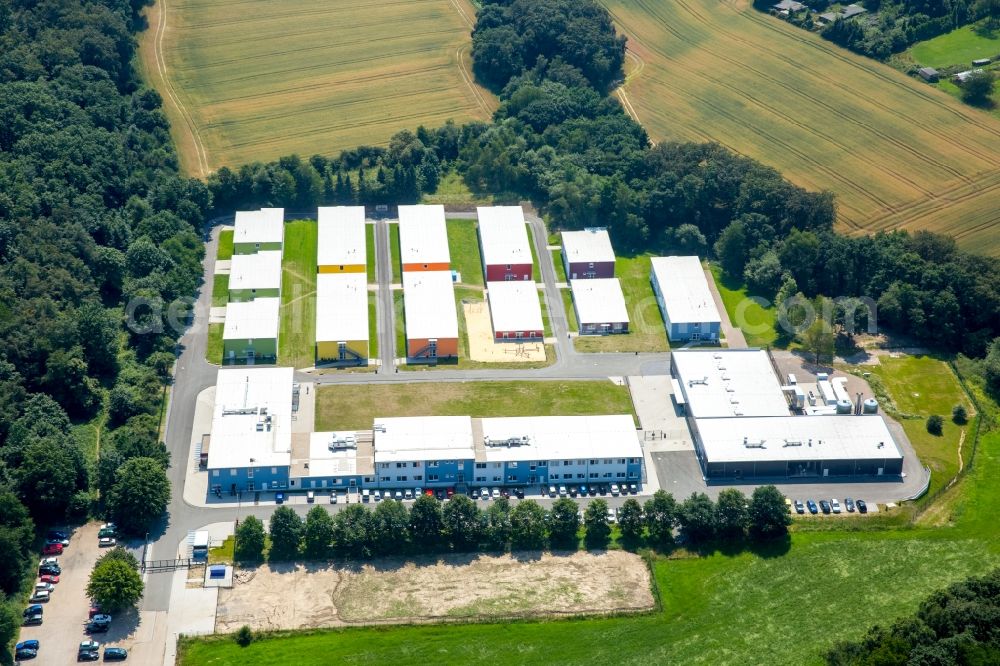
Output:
[398, 204, 449, 272]
[207, 367, 294, 493]
[402, 270, 458, 360]
[317, 206, 366, 273]
[477, 206, 533, 281]
[486, 281, 544, 340]
[693, 415, 903, 479]
[918, 67, 940, 82]
[227, 250, 283, 302]
[233, 208, 284, 254]
[650, 256, 721, 342]
[570, 278, 629, 335]
[315, 273, 368, 364]
[561, 228, 615, 279]
[222, 297, 280, 363]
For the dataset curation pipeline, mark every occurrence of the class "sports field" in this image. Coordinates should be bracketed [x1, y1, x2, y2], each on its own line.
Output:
[605, 0, 1000, 255]
[140, 0, 495, 175]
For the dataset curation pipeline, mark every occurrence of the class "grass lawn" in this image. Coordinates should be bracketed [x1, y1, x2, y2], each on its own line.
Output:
[709, 265, 779, 347]
[551, 249, 567, 283]
[909, 23, 1000, 69]
[447, 219, 484, 287]
[367, 291, 378, 359]
[217, 229, 233, 260]
[365, 224, 376, 284]
[389, 223, 401, 283]
[208, 536, 234, 565]
[421, 170, 494, 206]
[540, 293, 552, 337]
[393, 290, 405, 360]
[572, 254, 669, 353]
[860, 354, 975, 498]
[71, 410, 106, 465]
[278, 220, 317, 369]
[211, 274, 229, 308]
[604, 0, 1000, 255]
[560, 288, 577, 331]
[206, 323, 223, 364]
[316, 380, 636, 430]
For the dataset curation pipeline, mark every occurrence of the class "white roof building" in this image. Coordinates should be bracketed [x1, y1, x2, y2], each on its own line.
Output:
[208, 368, 294, 470]
[570, 278, 629, 324]
[317, 206, 366, 268]
[234, 208, 284, 246]
[373, 416, 474, 463]
[228, 250, 283, 292]
[402, 271, 458, 340]
[222, 297, 280, 341]
[477, 206, 531, 266]
[671, 349, 789, 418]
[487, 281, 543, 334]
[650, 256, 721, 326]
[316, 273, 368, 343]
[694, 416, 901, 464]
[303, 432, 361, 478]
[562, 228, 615, 264]
[398, 204, 449, 267]
[479, 415, 641, 462]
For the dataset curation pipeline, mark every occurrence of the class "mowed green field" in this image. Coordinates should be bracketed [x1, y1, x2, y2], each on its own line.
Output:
[909, 24, 1000, 69]
[604, 0, 1000, 255]
[148, 0, 494, 173]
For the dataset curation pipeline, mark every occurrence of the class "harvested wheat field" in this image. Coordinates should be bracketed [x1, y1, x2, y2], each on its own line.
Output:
[215, 551, 653, 632]
[606, 0, 1000, 255]
[140, 0, 495, 176]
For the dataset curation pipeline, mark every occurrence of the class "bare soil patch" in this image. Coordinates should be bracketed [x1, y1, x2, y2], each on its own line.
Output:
[215, 550, 653, 632]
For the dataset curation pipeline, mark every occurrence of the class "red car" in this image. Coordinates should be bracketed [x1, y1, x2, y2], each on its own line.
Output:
[89, 603, 103, 618]
[42, 543, 63, 555]
[38, 574, 59, 584]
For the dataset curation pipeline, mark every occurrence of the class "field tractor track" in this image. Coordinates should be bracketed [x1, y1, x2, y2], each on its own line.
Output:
[178, 0, 442, 31]
[856, 168, 1000, 231]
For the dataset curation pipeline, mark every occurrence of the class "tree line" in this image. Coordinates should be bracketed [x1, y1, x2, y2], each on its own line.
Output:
[233, 487, 791, 562]
[825, 567, 1000, 664]
[0, 0, 198, 653]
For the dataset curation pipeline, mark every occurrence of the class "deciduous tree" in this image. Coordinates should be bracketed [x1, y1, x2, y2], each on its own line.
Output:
[547, 498, 580, 549]
[749, 485, 792, 540]
[235, 516, 265, 562]
[583, 499, 611, 548]
[268, 506, 303, 560]
[107, 457, 170, 535]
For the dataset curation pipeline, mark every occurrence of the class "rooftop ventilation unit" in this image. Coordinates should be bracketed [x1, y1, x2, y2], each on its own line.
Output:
[783, 439, 803, 447]
[688, 376, 708, 387]
[222, 407, 259, 416]
[743, 437, 766, 449]
[328, 434, 357, 451]
[373, 423, 387, 433]
[484, 435, 532, 448]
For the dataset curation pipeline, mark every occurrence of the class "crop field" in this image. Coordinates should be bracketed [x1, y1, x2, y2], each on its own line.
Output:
[140, 0, 495, 175]
[604, 0, 1000, 255]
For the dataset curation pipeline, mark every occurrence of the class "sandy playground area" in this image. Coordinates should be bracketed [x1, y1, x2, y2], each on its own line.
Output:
[463, 300, 546, 362]
[215, 550, 653, 632]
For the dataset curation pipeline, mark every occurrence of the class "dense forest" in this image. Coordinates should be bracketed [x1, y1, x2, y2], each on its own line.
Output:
[0, 0, 206, 653]
[826, 567, 1000, 664]
[209, 0, 1000, 359]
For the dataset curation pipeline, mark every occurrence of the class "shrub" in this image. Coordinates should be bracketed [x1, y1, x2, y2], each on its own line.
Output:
[952, 404, 968, 425]
[927, 414, 944, 435]
[234, 625, 254, 647]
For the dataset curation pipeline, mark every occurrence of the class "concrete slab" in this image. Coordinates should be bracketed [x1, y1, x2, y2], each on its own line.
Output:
[162, 561, 218, 665]
[214, 260, 231, 274]
[208, 307, 227, 324]
[628, 375, 674, 431]
[293, 381, 315, 434]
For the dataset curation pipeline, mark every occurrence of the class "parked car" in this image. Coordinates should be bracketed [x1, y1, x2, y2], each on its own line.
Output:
[514, 488, 525, 499]
[34, 582, 54, 593]
[446, 487, 455, 498]
[329, 491, 337, 504]
[831, 498, 841, 514]
[23, 612, 43, 626]
[45, 536, 69, 548]
[629, 483, 638, 494]
[42, 543, 63, 555]
[393, 490, 403, 501]
[29, 590, 50, 603]
[844, 497, 856, 513]
[23, 604, 43, 617]
[819, 500, 832, 514]
[856, 499, 868, 514]
[548, 486, 557, 498]
[103, 647, 128, 661]
[558, 485, 568, 497]
[435, 489, 445, 500]
[39, 564, 61, 576]
[79, 640, 100, 653]
[607, 509, 617, 524]
[424, 488, 435, 497]
[598, 485, 608, 496]
[78, 651, 100, 662]
[98, 528, 116, 539]
[86, 621, 109, 633]
[610, 484, 620, 496]
[793, 500, 805, 514]
[568, 486, 578, 497]
[361, 489, 371, 502]
[16, 640, 40, 652]
[98, 537, 116, 548]
[274, 492, 285, 504]
[306, 490, 315, 503]
[404, 489, 413, 500]
[88, 603, 103, 618]
[806, 500, 818, 514]
[479, 488, 490, 500]
[91, 614, 112, 625]
[47, 530, 68, 541]
[100, 523, 117, 532]
[588, 486, 597, 496]
[39, 574, 59, 584]
[14, 646, 37, 660]
[491, 488, 501, 499]
[577, 484, 587, 496]
[40, 556, 59, 567]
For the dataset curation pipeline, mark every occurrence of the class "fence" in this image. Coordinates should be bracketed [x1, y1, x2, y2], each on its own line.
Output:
[141, 558, 193, 573]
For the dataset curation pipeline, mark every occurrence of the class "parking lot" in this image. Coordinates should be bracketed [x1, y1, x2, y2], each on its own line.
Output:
[17, 522, 165, 665]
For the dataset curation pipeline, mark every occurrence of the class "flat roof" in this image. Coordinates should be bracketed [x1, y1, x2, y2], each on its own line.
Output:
[562, 228, 615, 264]
[487, 281, 543, 333]
[316, 273, 368, 343]
[222, 298, 280, 341]
[317, 206, 366, 267]
[672, 349, 790, 418]
[479, 415, 641, 462]
[373, 416, 474, 463]
[398, 204, 449, 266]
[228, 250, 283, 292]
[207, 367, 294, 470]
[477, 207, 531, 266]
[650, 256, 721, 325]
[695, 415, 902, 463]
[570, 278, 629, 324]
[234, 208, 284, 245]
[403, 271, 458, 340]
